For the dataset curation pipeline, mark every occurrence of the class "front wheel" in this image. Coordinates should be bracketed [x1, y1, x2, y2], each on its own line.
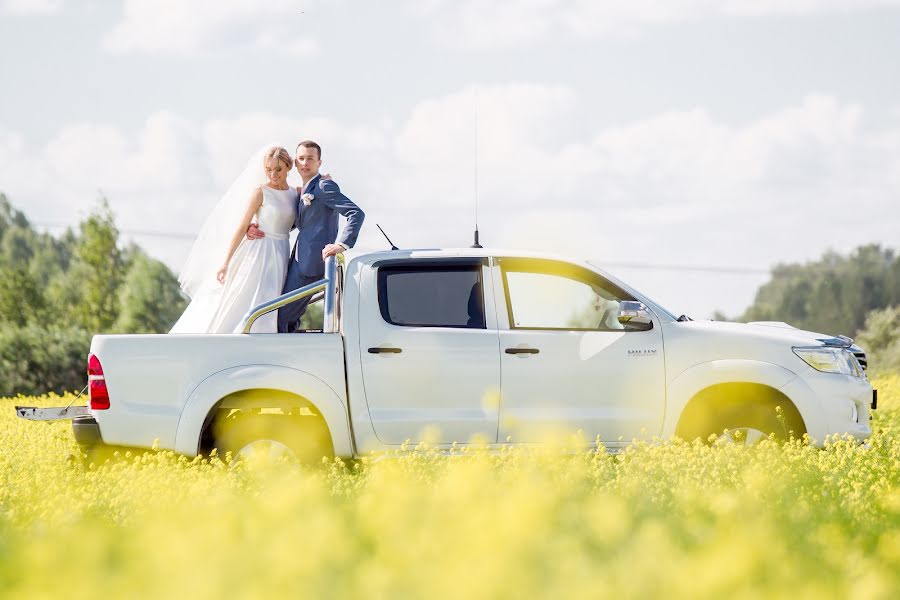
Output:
[714, 427, 770, 446]
[676, 384, 807, 445]
[214, 413, 334, 465]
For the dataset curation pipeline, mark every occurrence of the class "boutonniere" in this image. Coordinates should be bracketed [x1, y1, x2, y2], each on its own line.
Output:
[301, 193, 314, 206]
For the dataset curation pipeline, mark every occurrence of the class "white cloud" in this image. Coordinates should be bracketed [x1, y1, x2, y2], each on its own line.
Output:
[540, 94, 896, 256]
[1, 0, 64, 14]
[2, 87, 898, 317]
[1, 110, 386, 263]
[102, 0, 318, 56]
[414, 0, 900, 48]
[98, 0, 900, 54]
[378, 87, 900, 317]
[45, 112, 208, 192]
[1, 113, 215, 261]
[392, 84, 577, 207]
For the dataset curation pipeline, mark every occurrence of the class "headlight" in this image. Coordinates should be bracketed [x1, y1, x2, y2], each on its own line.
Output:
[793, 346, 862, 377]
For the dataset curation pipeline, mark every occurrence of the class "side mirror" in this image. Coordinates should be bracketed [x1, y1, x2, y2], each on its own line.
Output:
[618, 301, 654, 331]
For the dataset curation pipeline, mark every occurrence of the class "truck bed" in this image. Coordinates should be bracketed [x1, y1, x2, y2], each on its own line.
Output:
[90, 333, 348, 452]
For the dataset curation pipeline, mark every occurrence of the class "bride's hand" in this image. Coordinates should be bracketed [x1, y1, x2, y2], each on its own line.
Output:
[216, 265, 228, 284]
[321, 173, 333, 181]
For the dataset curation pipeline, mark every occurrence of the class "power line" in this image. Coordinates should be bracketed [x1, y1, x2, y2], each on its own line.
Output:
[29, 221, 771, 275]
[599, 261, 769, 276]
[32, 221, 196, 241]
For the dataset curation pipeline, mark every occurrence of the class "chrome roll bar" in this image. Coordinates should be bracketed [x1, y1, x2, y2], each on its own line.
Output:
[240, 255, 339, 334]
[323, 253, 337, 333]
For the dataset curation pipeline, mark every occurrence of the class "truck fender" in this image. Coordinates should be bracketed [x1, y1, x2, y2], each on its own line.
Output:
[662, 359, 825, 438]
[174, 365, 352, 457]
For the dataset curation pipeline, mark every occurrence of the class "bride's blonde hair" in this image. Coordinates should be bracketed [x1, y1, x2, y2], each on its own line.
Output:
[264, 146, 292, 169]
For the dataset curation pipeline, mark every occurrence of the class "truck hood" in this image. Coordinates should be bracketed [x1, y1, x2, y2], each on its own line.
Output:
[673, 319, 837, 347]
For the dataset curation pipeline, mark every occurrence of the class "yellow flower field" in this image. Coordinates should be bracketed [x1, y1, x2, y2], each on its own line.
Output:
[2, 376, 899, 599]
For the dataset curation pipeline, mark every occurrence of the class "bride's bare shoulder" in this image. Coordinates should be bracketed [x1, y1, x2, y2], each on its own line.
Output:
[248, 186, 264, 204]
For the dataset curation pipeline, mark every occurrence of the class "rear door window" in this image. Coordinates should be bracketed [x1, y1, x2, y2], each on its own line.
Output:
[377, 265, 485, 329]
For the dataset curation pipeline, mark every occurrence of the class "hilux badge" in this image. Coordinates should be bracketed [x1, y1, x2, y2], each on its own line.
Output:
[628, 349, 657, 356]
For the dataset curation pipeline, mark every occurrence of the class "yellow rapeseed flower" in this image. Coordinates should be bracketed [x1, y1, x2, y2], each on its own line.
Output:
[0, 377, 897, 598]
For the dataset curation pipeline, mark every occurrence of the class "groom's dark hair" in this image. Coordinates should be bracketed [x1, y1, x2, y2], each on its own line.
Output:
[296, 140, 321, 159]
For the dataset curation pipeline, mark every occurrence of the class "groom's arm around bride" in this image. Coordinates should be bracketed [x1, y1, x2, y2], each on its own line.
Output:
[251, 140, 364, 333]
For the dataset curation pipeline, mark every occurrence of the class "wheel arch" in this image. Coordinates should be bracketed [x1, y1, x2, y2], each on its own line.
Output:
[174, 365, 353, 457]
[674, 381, 806, 442]
[663, 359, 825, 439]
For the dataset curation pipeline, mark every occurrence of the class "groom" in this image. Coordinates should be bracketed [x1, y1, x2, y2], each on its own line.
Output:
[248, 140, 365, 333]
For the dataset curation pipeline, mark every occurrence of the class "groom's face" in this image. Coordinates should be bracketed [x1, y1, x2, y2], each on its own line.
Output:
[295, 147, 322, 179]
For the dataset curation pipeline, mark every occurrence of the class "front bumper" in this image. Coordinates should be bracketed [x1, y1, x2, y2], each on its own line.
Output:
[781, 367, 873, 444]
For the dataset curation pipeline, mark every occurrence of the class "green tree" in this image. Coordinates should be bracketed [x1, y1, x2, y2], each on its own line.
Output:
[0, 193, 185, 395]
[58, 199, 124, 332]
[115, 249, 187, 333]
[742, 244, 900, 337]
[299, 302, 325, 331]
[0, 324, 93, 396]
[856, 305, 900, 373]
[0, 193, 29, 230]
[0, 264, 46, 325]
[27, 228, 74, 290]
[2, 225, 35, 265]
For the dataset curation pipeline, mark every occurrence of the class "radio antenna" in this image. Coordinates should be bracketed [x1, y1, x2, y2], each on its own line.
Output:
[376, 223, 398, 250]
[471, 88, 482, 248]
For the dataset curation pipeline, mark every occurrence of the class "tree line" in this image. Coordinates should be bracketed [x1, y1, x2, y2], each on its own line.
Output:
[0, 193, 186, 396]
[739, 244, 900, 372]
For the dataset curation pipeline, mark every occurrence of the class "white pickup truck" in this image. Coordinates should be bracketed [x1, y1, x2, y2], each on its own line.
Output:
[18, 249, 876, 460]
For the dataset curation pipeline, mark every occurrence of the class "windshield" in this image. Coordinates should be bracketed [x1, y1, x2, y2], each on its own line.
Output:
[585, 260, 680, 322]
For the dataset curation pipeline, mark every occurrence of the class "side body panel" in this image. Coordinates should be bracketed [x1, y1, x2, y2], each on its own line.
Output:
[90, 333, 348, 455]
[660, 321, 856, 442]
[662, 359, 818, 437]
[498, 328, 666, 443]
[174, 364, 352, 456]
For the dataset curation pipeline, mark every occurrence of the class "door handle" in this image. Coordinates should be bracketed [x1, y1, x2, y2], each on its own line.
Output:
[505, 347, 539, 355]
[368, 347, 402, 354]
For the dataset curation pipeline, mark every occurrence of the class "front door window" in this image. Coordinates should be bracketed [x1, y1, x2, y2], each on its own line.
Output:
[502, 259, 641, 332]
[505, 270, 630, 331]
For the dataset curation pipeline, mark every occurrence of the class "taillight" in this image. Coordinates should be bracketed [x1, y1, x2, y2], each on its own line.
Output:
[87, 353, 110, 410]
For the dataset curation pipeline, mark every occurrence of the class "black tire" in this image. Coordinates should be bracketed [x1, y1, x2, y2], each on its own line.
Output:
[214, 413, 334, 465]
[707, 404, 791, 445]
[677, 384, 806, 445]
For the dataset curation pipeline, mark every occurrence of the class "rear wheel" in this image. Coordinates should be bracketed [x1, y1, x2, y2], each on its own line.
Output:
[214, 413, 333, 465]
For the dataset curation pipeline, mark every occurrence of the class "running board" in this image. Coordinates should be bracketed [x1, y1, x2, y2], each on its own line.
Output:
[15, 406, 91, 421]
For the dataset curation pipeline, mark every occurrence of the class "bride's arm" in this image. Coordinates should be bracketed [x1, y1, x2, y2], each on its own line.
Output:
[217, 188, 264, 284]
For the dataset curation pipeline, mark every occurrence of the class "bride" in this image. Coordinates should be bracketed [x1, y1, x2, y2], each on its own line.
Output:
[171, 146, 298, 334]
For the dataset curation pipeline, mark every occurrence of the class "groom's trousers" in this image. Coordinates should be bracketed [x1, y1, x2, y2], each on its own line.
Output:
[277, 274, 321, 333]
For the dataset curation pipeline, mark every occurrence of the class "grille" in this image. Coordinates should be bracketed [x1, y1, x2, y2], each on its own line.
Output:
[853, 350, 867, 371]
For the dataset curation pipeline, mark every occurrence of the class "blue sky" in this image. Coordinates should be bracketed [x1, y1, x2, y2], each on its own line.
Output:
[2, 0, 899, 322]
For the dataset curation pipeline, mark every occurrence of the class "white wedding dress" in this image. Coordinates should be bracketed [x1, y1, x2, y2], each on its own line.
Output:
[171, 185, 298, 334]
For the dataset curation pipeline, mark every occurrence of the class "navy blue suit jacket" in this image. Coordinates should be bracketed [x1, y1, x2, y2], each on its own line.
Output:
[292, 174, 364, 277]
